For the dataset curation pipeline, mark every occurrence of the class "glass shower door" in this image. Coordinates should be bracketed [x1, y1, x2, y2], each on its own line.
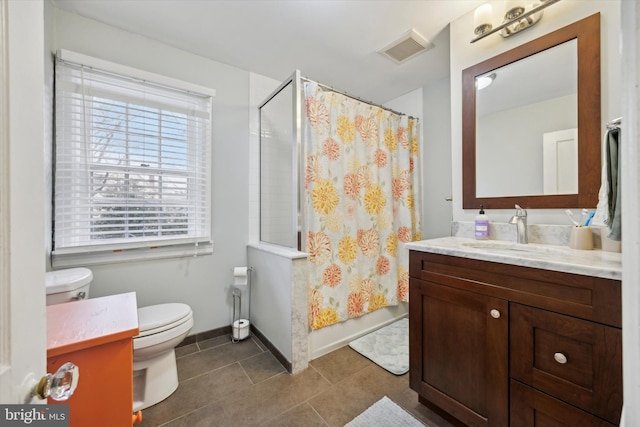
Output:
[259, 71, 302, 249]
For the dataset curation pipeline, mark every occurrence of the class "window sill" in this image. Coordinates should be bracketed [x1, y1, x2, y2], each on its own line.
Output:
[51, 242, 213, 268]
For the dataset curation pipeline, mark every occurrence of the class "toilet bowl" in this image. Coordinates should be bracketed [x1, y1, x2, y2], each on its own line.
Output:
[45, 268, 194, 412]
[133, 303, 193, 411]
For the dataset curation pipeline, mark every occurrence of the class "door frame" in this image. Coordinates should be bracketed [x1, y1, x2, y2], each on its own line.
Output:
[0, 0, 47, 404]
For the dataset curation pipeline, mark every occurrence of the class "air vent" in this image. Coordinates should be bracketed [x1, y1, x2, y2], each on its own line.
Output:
[378, 29, 434, 64]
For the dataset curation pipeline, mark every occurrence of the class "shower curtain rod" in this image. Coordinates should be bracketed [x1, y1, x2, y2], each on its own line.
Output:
[300, 76, 416, 119]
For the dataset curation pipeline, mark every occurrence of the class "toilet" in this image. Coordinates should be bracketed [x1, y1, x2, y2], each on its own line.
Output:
[45, 268, 194, 412]
[132, 303, 193, 411]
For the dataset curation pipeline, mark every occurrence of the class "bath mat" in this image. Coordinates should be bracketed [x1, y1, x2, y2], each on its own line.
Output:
[345, 396, 425, 427]
[348, 318, 408, 375]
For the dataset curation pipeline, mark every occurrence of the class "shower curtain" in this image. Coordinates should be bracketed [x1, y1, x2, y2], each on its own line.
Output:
[304, 82, 422, 330]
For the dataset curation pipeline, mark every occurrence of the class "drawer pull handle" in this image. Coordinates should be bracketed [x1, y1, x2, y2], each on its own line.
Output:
[490, 309, 501, 319]
[554, 352, 568, 364]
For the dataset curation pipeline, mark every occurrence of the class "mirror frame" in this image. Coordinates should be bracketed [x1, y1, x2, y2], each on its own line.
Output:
[462, 13, 601, 209]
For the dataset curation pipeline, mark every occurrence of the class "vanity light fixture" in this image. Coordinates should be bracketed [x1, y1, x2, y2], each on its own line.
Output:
[474, 4, 493, 37]
[471, 0, 562, 43]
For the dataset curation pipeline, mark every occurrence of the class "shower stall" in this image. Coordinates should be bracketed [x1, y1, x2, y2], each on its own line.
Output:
[248, 71, 418, 373]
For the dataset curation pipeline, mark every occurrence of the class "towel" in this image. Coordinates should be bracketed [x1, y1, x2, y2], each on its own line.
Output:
[606, 127, 621, 240]
[593, 127, 622, 240]
[593, 131, 611, 227]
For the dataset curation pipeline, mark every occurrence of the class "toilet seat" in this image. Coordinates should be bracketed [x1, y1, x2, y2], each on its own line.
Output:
[137, 303, 192, 337]
[134, 303, 193, 350]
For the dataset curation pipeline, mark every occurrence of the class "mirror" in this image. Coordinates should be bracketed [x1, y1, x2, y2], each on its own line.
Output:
[476, 40, 577, 198]
[462, 13, 601, 209]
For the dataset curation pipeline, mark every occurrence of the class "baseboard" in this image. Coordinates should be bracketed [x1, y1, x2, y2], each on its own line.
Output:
[176, 325, 231, 348]
[179, 315, 405, 372]
[250, 324, 293, 373]
[176, 323, 293, 374]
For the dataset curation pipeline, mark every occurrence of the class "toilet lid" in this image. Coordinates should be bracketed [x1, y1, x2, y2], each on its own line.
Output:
[137, 303, 192, 337]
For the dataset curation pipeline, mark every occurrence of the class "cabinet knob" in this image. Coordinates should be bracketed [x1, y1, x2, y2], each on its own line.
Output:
[33, 362, 79, 401]
[553, 352, 568, 364]
[490, 309, 501, 319]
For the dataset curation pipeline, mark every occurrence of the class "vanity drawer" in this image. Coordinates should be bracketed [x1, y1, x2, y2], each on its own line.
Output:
[510, 380, 617, 427]
[510, 303, 622, 424]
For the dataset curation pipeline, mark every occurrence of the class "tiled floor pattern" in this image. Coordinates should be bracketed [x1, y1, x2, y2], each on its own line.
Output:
[139, 334, 457, 427]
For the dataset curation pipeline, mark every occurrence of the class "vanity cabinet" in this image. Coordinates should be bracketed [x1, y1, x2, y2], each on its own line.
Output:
[47, 292, 140, 426]
[409, 251, 622, 427]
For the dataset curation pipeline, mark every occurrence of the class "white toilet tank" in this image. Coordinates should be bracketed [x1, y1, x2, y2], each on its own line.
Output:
[45, 267, 93, 306]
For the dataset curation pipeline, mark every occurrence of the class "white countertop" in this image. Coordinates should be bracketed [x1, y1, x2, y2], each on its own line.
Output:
[406, 237, 622, 280]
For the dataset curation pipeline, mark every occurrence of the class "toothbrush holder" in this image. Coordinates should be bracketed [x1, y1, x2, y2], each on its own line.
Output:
[569, 226, 593, 250]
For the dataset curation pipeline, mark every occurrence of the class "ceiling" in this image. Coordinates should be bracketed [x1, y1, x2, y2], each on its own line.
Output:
[52, 0, 483, 104]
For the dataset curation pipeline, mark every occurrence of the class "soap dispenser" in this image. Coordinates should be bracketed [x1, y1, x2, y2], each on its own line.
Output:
[475, 205, 490, 239]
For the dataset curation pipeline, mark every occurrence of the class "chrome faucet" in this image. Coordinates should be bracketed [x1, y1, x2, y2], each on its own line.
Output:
[509, 204, 528, 244]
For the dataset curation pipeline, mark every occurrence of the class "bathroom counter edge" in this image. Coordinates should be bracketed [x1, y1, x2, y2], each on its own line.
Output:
[406, 237, 621, 280]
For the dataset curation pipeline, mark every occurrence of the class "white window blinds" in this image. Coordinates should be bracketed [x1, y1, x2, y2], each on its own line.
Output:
[53, 52, 213, 257]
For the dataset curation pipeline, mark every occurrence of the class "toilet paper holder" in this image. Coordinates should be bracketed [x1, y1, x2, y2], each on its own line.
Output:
[231, 267, 252, 343]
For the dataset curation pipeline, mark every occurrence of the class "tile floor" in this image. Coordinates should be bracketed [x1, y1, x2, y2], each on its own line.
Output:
[139, 334, 457, 427]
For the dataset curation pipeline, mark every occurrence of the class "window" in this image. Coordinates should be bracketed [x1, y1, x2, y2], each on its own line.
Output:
[53, 50, 214, 266]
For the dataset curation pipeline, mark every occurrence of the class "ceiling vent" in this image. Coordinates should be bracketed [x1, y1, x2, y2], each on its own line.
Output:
[378, 29, 434, 64]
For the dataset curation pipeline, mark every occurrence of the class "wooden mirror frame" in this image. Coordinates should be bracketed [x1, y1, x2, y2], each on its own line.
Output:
[462, 13, 601, 209]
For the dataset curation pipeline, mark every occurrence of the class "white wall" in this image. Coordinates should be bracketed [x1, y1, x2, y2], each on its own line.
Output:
[620, 1, 640, 424]
[247, 247, 294, 360]
[48, 7, 251, 334]
[246, 245, 310, 374]
[450, 0, 622, 225]
[422, 77, 454, 238]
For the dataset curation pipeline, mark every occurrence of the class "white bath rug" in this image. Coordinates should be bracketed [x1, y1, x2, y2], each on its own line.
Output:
[348, 318, 408, 375]
[345, 396, 425, 427]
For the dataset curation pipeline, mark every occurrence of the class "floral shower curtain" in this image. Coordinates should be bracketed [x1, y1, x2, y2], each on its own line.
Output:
[304, 82, 422, 330]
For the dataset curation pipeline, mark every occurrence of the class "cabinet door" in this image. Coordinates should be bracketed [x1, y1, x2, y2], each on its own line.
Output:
[410, 279, 508, 427]
[48, 339, 135, 426]
[510, 303, 622, 424]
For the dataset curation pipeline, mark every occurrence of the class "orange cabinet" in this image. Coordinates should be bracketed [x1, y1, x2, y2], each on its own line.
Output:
[47, 292, 140, 426]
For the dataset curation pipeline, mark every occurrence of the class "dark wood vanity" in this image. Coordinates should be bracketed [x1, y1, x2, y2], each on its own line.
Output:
[409, 250, 622, 427]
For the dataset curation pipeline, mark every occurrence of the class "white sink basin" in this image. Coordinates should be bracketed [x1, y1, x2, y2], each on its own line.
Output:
[461, 240, 570, 256]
